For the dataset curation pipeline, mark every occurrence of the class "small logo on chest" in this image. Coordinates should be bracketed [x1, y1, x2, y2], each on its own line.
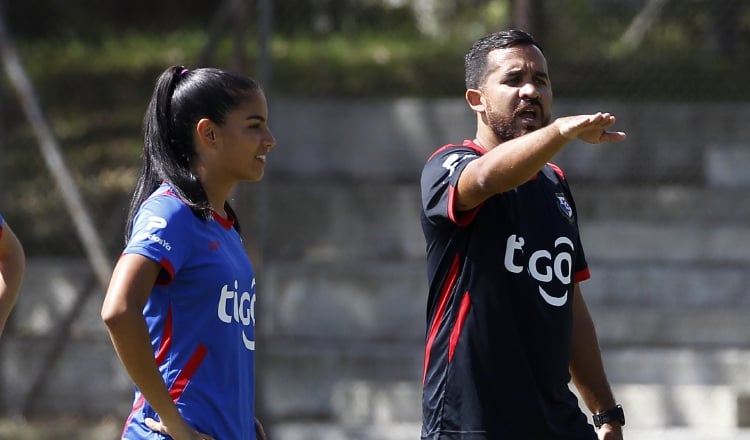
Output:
[555, 193, 574, 222]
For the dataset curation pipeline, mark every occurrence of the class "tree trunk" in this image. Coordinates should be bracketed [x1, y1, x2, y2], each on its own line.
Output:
[512, 0, 545, 41]
[709, 0, 740, 58]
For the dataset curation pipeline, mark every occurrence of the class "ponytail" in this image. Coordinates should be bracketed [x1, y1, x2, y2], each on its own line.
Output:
[125, 65, 258, 241]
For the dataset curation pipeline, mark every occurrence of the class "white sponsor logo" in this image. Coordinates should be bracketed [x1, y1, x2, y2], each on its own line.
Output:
[442, 153, 461, 176]
[504, 234, 574, 307]
[146, 234, 172, 251]
[132, 216, 172, 251]
[217, 278, 256, 350]
[442, 152, 478, 178]
[145, 216, 167, 230]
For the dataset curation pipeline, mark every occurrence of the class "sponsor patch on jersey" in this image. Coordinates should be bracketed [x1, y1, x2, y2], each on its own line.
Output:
[441, 152, 477, 177]
[442, 153, 461, 177]
[555, 193, 574, 222]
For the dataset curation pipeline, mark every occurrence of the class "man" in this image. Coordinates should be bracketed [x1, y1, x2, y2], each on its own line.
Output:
[419, 30, 625, 439]
[0, 213, 25, 337]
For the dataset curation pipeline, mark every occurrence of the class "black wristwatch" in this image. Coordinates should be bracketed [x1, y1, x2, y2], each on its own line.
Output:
[592, 404, 625, 428]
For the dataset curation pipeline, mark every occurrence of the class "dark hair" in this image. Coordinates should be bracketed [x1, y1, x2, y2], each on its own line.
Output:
[464, 29, 544, 90]
[125, 65, 261, 241]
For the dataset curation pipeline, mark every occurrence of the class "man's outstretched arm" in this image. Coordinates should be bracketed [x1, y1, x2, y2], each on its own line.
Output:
[456, 113, 626, 211]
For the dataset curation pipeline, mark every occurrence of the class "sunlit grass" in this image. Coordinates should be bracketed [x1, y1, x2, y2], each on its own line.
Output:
[13, 29, 468, 97]
[16, 30, 207, 76]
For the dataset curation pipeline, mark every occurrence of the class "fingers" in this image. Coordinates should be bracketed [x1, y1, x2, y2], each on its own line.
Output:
[144, 417, 163, 432]
[600, 130, 627, 143]
[561, 112, 626, 144]
[590, 112, 626, 143]
[144, 417, 215, 440]
[588, 112, 616, 127]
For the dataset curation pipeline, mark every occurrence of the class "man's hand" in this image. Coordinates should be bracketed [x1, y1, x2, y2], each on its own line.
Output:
[556, 112, 626, 144]
[597, 422, 623, 440]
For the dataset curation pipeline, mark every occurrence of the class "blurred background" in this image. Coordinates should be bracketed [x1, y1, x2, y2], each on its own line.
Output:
[0, 0, 749, 438]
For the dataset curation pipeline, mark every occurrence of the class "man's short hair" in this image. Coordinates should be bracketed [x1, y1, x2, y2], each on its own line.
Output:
[464, 29, 544, 90]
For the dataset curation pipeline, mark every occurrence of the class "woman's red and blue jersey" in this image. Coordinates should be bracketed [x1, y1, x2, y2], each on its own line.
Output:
[121, 183, 257, 439]
[420, 140, 596, 439]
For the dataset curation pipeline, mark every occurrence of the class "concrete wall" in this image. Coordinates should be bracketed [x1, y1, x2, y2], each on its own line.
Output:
[1, 99, 749, 439]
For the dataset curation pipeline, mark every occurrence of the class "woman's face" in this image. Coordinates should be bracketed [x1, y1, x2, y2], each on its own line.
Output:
[212, 89, 276, 183]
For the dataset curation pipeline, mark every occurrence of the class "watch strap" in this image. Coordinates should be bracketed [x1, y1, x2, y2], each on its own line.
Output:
[592, 403, 625, 428]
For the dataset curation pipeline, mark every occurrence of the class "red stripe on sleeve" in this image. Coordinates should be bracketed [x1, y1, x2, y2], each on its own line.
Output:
[574, 267, 591, 283]
[447, 184, 481, 226]
[547, 162, 566, 179]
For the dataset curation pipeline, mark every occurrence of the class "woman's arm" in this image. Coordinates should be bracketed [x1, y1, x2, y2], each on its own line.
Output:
[101, 253, 200, 440]
[0, 219, 25, 336]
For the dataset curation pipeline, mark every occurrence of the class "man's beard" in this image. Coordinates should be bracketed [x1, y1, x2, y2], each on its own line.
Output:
[486, 99, 549, 143]
[487, 112, 521, 143]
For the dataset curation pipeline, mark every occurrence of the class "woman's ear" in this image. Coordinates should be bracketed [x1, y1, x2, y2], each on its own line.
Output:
[466, 88, 485, 113]
[196, 118, 217, 147]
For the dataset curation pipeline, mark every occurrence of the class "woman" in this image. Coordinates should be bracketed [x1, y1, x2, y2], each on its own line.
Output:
[102, 66, 276, 440]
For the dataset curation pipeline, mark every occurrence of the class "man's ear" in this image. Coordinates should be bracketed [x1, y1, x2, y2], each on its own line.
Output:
[466, 88, 485, 113]
[196, 118, 217, 146]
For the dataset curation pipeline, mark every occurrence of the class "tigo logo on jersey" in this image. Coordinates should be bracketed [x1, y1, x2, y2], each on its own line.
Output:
[504, 234, 574, 307]
[217, 278, 256, 351]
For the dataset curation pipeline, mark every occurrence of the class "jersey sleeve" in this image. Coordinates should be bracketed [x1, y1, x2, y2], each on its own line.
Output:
[564, 191, 590, 282]
[0, 213, 4, 240]
[123, 194, 195, 285]
[558, 170, 590, 282]
[421, 145, 482, 226]
[572, 207, 590, 283]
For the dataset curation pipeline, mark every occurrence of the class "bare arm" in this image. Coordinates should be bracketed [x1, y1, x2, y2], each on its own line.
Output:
[0, 219, 25, 336]
[101, 254, 202, 440]
[456, 113, 626, 211]
[569, 283, 623, 439]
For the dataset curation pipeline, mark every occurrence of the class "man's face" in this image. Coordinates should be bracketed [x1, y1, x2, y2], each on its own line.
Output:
[478, 45, 552, 142]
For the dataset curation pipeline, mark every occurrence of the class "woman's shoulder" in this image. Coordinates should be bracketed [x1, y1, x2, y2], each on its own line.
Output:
[137, 184, 195, 224]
